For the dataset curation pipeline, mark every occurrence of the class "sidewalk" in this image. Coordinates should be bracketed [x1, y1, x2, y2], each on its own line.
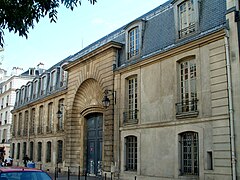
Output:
[48, 173, 104, 180]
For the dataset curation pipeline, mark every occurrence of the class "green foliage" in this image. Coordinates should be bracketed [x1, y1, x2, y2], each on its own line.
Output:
[0, 0, 97, 47]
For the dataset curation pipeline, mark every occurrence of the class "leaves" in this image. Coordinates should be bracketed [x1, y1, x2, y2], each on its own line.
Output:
[0, 0, 97, 47]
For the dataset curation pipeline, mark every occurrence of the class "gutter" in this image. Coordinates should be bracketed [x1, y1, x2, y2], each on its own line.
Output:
[224, 29, 237, 180]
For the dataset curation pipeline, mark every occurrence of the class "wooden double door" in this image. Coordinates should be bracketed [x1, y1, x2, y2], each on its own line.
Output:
[86, 113, 103, 176]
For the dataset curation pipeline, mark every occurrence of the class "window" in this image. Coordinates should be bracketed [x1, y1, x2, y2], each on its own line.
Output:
[23, 111, 29, 136]
[26, 83, 31, 101]
[12, 143, 15, 159]
[57, 99, 64, 131]
[18, 113, 22, 136]
[13, 115, 17, 136]
[124, 76, 138, 123]
[128, 27, 140, 59]
[17, 143, 20, 159]
[29, 142, 34, 160]
[30, 108, 35, 135]
[21, 87, 25, 104]
[22, 142, 27, 159]
[47, 103, 53, 133]
[125, 136, 137, 171]
[38, 106, 44, 134]
[177, 0, 196, 38]
[33, 80, 39, 98]
[57, 140, 63, 163]
[179, 132, 199, 176]
[46, 141, 51, 163]
[6, 95, 9, 106]
[50, 70, 56, 91]
[4, 111, 8, 124]
[60, 67, 68, 87]
[37, 142, 42, 162]
[176, 59, 198, 116]
[41, 76, 47, 95]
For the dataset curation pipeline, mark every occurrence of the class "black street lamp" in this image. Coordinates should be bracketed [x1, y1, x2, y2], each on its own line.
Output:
[102, 90, 114, 108]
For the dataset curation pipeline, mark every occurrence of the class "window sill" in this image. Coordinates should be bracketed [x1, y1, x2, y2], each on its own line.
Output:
[123, 119, 138, 125]
[176, 111, 199, 119]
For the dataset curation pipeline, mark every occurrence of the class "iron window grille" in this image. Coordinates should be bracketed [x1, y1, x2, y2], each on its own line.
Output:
[125, 136, 137, 171]
[180, 132, 199, 176]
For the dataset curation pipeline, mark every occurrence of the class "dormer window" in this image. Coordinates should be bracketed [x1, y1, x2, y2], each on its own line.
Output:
[125, 20, 145, 60]
[174, 0, 199, 39]
[50, 70, 56, 91]
[128, 27, 140, 59]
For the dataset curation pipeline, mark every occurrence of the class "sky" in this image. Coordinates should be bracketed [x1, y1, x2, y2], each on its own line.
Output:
[1, 0, 168, 74]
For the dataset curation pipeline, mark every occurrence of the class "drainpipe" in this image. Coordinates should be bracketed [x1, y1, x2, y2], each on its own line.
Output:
[224, 29, 237, 180]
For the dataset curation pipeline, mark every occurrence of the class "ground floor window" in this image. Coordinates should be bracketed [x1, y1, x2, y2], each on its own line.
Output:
[125, 135, 137, 171]
[180, 131, 199, 176]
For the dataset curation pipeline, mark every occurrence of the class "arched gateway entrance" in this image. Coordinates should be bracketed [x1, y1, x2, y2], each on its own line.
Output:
[86, 113, 103, 176]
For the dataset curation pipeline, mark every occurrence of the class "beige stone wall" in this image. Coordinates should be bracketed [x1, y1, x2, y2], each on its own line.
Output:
[11, 92, 66, 172]
[115, 31, 232, 179]
[64, 43, 121, 173]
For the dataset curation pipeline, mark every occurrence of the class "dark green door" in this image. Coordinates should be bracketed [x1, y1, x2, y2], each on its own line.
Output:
[86, 113, 103, 176]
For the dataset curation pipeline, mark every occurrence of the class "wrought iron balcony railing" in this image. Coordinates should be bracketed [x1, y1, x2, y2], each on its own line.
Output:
[176, 99, 199, 118]
[123, 109, 138, 124]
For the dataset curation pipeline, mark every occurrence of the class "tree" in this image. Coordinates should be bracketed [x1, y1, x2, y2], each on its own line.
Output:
[0, 0, 97, 47]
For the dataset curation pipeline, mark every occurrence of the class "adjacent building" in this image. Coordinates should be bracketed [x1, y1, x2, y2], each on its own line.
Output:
[0, 66, 42, 161]
[11, 0, 240, 179]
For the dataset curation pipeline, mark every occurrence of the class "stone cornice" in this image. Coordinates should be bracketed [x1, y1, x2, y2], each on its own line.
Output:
[64, 41, 123, 71]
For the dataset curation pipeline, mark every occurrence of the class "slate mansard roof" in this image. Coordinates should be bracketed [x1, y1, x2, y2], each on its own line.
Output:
[63, 0, 226, 68]
[17, 0, 227, 88]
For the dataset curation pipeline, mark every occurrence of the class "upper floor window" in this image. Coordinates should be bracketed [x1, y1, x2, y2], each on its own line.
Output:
[50, 70, 57, 91]
[40, 75, 47, 95]
[176, 58, 198, 117]
[26, 83, 32, 101]
[57, 99, 64, 131]
[6, 95, 9, 106]
[47, 102, 53, 133]
[125, 135, 137, 171]
[124, 76, 138, 124]
[21, 87, 25, 104]
[60, 67, 68, 87]
[33, 79, 39, 98]
[128, 27, 140, 59]
[125, 20, 144, 60]
[38, 106, 44, 134]
[30, 108, 35, 135]
[174, 0, 199, 39]
[179, 131, 199, 176]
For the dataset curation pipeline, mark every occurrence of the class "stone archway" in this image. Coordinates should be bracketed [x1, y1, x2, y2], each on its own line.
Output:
[65, 78, 104, 173]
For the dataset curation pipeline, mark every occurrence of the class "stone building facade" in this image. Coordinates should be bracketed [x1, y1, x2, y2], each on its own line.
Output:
[11, 0, 240, 179]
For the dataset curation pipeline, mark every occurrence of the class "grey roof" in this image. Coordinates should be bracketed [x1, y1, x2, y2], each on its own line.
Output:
[48, 0, 227, 71]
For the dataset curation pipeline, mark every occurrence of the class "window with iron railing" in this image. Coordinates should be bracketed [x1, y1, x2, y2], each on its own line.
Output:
[178, 0, 196, 38]
[123, 110, 138, 124]
[176, 59, 198, 118]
